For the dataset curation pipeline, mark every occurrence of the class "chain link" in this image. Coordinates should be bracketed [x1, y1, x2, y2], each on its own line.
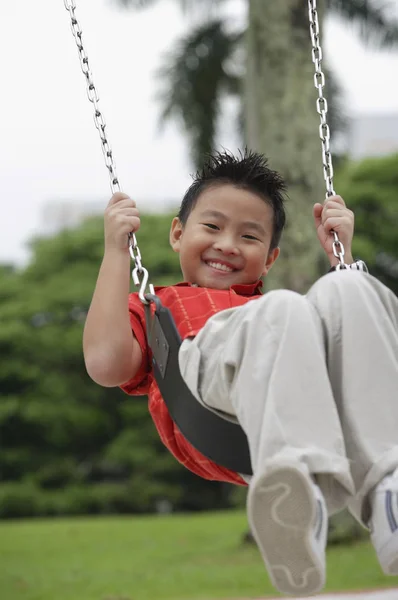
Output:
[64, 0, 152, 300]
[308, 0, 346, 268]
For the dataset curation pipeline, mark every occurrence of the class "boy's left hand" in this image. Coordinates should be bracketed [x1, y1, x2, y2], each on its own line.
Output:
[313, 195, 354, 266]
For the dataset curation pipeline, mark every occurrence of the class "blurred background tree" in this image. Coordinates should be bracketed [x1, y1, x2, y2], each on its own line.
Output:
[336, 152, 398, 293]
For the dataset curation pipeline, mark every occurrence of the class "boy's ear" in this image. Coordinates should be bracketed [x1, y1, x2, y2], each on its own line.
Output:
[170, 217, 183, 253]
[262, 246, 280, 277]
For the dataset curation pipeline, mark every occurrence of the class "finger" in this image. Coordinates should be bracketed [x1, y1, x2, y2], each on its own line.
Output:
[127, 216, 141, 233]
[324, 195, 346, 208]
[321, 209, 354, 226]
[323, 202, 349, 214]
[322, 216, 351, 233]
[116, 206, 140, 217]
[106, 201, 138, 219]
[322, 207, 347, 220]
[117, 216, 141, 234]
[108, 199, 138, 212]
[313, 203, 323, 228]
[108, 192, 135, 207]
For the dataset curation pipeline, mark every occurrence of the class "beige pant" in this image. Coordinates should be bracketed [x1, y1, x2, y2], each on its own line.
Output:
[178, 272, 398, 524]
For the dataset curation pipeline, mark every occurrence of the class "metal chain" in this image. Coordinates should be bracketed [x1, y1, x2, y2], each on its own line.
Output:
[63, 0, 152, 301]
[308, 0, 346, 268]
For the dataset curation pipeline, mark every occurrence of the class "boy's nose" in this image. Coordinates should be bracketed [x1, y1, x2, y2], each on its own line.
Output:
[213, 237, 240, 255]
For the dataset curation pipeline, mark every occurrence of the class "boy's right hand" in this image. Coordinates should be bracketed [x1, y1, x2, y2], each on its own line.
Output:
[104, 193, 141, 252]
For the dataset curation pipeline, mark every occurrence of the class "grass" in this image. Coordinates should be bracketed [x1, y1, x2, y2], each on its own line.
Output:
[0, 510, 397, 600]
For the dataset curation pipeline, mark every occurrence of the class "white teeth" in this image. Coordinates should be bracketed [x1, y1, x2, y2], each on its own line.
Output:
[207, 261, 234, 272]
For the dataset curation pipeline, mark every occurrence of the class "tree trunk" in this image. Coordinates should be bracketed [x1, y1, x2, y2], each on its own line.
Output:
[245, 0, 328, 292]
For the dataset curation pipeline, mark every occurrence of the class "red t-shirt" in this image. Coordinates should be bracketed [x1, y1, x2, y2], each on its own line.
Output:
[120, 281, 262, 486]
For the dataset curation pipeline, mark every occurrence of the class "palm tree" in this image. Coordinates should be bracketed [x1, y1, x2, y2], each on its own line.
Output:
[116, 0, 398, 290]
[116, 1, 398, 160]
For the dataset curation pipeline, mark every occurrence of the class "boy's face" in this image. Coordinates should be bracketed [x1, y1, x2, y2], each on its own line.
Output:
[170, 184, 280, 289]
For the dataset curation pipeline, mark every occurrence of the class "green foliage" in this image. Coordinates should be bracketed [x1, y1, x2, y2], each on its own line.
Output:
[0, 480, 181, 518]
[335, 153, 398, 294]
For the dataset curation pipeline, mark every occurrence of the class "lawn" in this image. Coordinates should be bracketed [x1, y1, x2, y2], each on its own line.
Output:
[0, 510, 397, 600]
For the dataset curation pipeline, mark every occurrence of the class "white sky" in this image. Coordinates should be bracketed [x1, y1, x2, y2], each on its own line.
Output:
[1, 0, 398, 266]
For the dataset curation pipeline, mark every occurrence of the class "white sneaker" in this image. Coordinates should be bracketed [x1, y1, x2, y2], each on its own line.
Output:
[369, 467, 398, 575]
[247, 463, 328, 597]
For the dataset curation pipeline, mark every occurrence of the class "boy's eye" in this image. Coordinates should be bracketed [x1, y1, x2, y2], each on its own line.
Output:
[243, 234, 260, 241]
[203, 223, 219, 230]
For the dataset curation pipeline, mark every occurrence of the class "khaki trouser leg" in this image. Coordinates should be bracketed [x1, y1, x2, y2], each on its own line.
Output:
[179, 284, 355, 515]
[306, 271, 398, 524]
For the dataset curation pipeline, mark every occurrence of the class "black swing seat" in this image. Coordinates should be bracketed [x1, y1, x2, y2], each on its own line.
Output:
[145, 294, 253, 476]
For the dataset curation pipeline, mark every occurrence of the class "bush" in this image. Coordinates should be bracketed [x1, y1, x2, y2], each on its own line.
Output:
[0, 482, 46, 518]
[0, 479, 182, 519]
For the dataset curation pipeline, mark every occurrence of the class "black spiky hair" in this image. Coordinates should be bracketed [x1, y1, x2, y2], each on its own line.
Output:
[177, 148, 287, 251]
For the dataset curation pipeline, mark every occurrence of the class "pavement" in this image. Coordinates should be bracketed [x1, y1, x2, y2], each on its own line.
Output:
[257, 590, 398, 600]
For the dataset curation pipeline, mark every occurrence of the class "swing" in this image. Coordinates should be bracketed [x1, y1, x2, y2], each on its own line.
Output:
[64, 0, 361, 477]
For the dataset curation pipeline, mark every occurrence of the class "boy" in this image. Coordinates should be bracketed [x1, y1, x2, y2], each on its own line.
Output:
[83, 150, 398, 597]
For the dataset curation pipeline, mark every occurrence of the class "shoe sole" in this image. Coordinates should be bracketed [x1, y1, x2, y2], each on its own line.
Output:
[247, 465, 325, 597]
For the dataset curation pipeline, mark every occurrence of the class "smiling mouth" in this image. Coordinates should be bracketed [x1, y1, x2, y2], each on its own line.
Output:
[205, 261, 237, 273]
